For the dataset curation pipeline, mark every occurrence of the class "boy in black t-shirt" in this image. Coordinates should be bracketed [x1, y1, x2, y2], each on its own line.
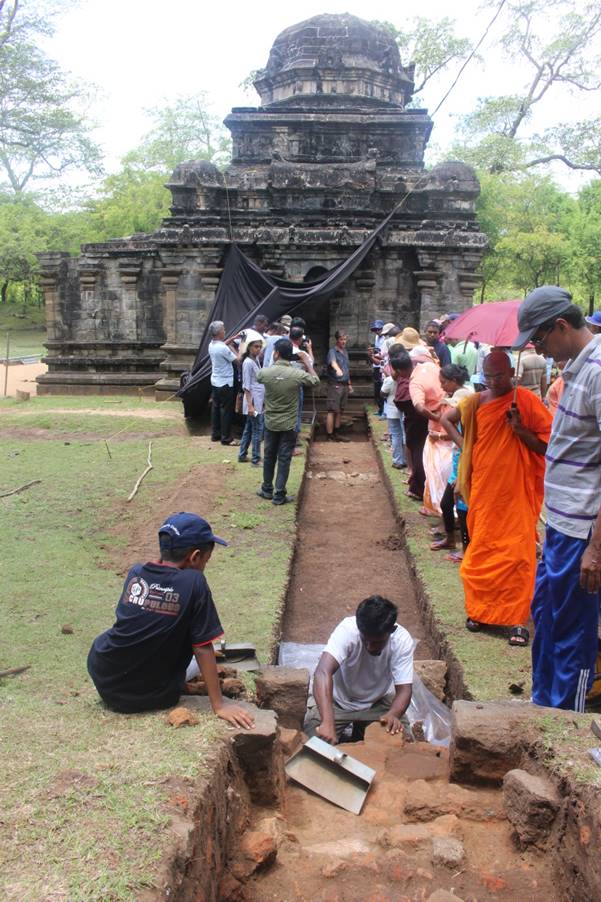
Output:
[87, 512, 254, 728]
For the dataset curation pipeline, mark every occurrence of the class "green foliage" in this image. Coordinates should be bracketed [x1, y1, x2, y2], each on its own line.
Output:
[127, 93, 231, 173]
[453, 0, 601, 175]
[372, 16, 473, 99]
[476, 171, 576, 298]
[0, 2, 102, 194]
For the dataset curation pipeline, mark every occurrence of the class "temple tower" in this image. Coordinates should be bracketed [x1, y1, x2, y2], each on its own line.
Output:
[37, 13, 486, 397]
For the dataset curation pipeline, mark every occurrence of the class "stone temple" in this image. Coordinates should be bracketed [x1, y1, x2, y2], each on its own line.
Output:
[37, 13, 487, 398]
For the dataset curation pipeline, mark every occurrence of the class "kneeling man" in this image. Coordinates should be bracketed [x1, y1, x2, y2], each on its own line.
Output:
[305, 595, 413, 743]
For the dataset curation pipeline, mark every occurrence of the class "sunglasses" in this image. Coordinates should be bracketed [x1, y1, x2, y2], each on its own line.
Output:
[531, 321, 556, 349]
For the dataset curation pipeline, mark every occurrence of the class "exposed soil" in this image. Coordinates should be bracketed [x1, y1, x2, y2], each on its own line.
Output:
[1, 361, 46, 396]
[104, 450, 231, 575]
[282, 436, 434, 658]
[242, 428, 556, 901]
[248, 725, 556, 902]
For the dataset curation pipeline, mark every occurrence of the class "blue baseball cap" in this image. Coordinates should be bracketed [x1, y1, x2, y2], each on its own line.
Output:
[158, 512, 227, 548]
[585, 311, 601, 327]
[370, 320, 384, 331]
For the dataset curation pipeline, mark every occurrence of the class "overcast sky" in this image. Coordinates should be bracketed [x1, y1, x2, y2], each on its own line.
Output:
[43, 0, 592, 192]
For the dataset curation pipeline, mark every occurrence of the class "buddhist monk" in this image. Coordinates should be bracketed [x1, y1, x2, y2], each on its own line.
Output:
[441, 351, 552, 645]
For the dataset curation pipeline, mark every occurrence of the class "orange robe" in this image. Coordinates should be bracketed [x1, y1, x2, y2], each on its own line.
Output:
[460, 387, 552, 627]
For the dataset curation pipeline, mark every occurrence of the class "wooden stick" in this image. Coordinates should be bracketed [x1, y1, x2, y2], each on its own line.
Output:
[0, 479, 41, 498]
[0, 665, 31, 678]
[127, 441, 153, 502]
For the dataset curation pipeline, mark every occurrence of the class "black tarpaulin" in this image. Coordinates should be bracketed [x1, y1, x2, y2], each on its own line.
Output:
[178, 208, 394, 414]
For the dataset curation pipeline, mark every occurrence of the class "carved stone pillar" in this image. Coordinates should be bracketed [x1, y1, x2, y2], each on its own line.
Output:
[118, 262, 142, 339]
[160, 270, 181, 345]
[414, 268, 444, 328]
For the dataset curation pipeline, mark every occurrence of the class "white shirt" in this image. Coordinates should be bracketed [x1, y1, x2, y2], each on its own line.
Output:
[209, 340, 236, 387]
[324, 616, 414, 711]
[241, 356, 265, 414]
[381, 375, 401, 419]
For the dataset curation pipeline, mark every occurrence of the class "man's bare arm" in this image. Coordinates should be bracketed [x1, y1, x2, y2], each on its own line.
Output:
[380, 684, 412, 735]
[312, 651, 340, 745]
[581, 507, 601, 594]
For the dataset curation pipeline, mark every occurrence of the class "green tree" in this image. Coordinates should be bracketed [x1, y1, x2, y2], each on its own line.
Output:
[373, 17, 473, 101]
[476, 172, 575, 298]
[0, 0, 102, 194]
[565, 180, 601, 311]
[454, 0, 601, 175]
[86, 94, 231, 241]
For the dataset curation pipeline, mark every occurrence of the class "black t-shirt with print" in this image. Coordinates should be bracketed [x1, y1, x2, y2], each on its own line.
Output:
[87, 562, 223, 712]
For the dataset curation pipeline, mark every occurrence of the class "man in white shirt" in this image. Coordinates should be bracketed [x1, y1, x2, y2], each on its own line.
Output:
[208, 320, 240, 445]
[305, 595, 414, 743]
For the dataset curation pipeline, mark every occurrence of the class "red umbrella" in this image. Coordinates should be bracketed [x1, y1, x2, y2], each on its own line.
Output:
[443, 300, 522, 347]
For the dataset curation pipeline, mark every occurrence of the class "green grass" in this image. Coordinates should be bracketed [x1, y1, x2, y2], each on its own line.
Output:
[0, 303, 46, 357]
[0, 403, 305, 901]
[369, 413, 532, 702]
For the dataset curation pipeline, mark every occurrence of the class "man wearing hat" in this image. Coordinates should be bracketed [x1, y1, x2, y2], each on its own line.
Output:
[515, 286, 601, 711]
[87, 513, 254, 728]
[367, 320, 385, 416]
[585, 311, 601, 334]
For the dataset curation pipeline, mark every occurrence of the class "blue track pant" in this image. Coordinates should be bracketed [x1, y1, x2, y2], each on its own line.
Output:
[531, 524, 600, 712]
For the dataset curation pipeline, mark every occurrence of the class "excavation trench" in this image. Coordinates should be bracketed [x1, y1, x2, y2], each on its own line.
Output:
[176, 419, 595, 902]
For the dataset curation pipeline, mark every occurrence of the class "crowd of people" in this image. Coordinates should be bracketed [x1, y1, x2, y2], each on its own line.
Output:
[371, 289, 601, 714]
[85, 288, 600, 740]
[207, 313, 354, 505]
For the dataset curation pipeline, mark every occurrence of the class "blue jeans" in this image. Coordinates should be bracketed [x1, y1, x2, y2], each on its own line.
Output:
[239, 413, 264, 464]
[262, 428, 296, 501]
[387, 417, 405, 466]
[531, 524, 600, 711]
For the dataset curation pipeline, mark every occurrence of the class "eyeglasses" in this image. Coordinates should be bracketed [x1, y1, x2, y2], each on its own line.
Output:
[531, 322, 556, 349]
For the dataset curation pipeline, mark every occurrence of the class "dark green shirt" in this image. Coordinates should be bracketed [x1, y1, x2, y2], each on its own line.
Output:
[256, 360, 320, 431]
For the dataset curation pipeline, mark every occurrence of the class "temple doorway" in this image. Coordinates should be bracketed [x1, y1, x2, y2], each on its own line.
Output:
[299, 266, 331, 369]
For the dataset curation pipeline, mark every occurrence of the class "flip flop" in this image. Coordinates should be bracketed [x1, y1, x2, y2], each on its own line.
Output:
[466, 618, 481, 632]
[430, 539, 456, 551]
[508, 626, 530, 647]
[444, 551, 463, 563]
[406, 491, 421, 500]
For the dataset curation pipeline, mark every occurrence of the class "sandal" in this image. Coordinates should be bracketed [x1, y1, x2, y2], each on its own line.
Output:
[430, 539, 456, 551]
[406, 491, 422, 500]
[444, 551, 463, 563]
[466, 618, 481, 632]
[508, 626, 530, 647]
[418, 507, 439, 518]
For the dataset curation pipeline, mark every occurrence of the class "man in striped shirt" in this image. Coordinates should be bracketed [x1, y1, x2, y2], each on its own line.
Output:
[514, 286, 601, 712]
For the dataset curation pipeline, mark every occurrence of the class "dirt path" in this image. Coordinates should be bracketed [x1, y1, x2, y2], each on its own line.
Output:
[282, 435, 433, 658]
[1, 361, 46, 396]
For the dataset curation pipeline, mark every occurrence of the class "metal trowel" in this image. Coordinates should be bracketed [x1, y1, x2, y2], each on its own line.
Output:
[285, 736, 376, 815]
[213, 639, 260, 672]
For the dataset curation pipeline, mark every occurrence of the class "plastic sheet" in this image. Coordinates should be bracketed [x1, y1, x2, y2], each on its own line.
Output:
[406, 675, 452, 747]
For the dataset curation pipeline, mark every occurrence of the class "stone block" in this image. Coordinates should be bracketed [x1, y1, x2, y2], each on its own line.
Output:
[254, 666, 310, 729]
[431, 836, 465, 868]
[449, 701, 535, 786]
[403, 778, 504, 822]
[179, 697, 285, 806]
[503, 768, 561, 848]
[231, 830, 277, 880]
[378, 814, 462, 851]
[415, 659, 448, 701]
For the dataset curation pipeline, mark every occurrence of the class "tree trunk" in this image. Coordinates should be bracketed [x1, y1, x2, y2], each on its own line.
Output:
[590, 291, 595, 316]
[0, 280, 7, 304]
